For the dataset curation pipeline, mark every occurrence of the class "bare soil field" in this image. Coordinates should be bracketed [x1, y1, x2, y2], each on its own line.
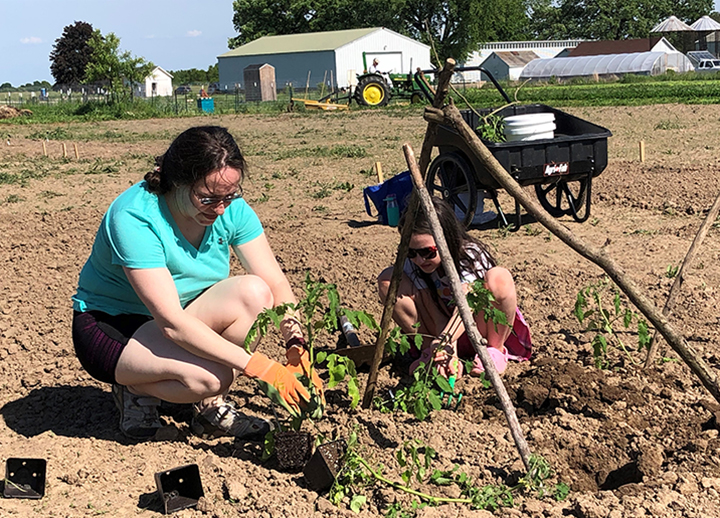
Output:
[1, 103, 719, 518]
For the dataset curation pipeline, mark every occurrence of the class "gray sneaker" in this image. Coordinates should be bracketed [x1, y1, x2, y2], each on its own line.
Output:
[191, 401, 272, 441]
[112, 384, 162, 439]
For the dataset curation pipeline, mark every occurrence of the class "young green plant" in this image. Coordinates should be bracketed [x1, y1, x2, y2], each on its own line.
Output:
[574, 277, 651, 369]
[244, 273, 376, 429]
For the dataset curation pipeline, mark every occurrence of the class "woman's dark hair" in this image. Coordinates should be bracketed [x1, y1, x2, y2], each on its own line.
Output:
[399, 196, 496, 312]
[144, 126, 247, 194]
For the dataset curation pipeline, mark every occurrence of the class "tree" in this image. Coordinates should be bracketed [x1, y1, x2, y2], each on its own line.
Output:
[228, 0, 529, 63]
[50, 21, 94, 87]
[84, 30, 154, 102]
[528, 0, 713, 40]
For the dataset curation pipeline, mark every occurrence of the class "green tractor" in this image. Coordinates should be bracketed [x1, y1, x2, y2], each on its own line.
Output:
[352, 53, 431, 107]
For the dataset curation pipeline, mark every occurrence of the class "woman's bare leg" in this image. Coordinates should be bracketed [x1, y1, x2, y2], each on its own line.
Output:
[115, 275, 273, 403]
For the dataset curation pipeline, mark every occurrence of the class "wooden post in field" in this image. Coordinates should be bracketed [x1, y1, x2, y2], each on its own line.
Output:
[62, 143, 67, 158]
[73, 143, 79, 159]
[375, 161, 384, 183]
[639, 140, 646, 162]
[42, 141, 47, 157]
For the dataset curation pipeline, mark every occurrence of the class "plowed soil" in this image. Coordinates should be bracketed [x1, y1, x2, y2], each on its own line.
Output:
[1, 103, 719, 518]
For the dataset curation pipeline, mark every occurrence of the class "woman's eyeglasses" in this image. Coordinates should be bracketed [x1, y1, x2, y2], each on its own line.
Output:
[407, 246, 438, 260]
[193, 188, 243, 206]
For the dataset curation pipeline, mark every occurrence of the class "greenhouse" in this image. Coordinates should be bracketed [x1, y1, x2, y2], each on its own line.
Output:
[520, 51, 694, 80]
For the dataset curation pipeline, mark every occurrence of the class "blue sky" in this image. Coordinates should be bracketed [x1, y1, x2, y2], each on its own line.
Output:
[1, 0, 237, 86]
[2, 1, 719, 87]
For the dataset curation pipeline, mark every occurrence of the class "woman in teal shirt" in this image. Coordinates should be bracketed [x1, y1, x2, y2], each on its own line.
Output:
[72, 126, 321, 440]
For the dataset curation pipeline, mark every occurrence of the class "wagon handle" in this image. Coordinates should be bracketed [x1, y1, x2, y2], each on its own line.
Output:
[415, 66, 512, 104]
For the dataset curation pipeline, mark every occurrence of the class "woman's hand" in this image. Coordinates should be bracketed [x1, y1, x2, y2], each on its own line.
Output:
[244, 352, 311, 418]
[285, 345, 325, 405]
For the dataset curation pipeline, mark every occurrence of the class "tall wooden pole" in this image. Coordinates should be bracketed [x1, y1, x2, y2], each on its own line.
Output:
[404, 143, 532, 469]
[361, 59, 457, 408]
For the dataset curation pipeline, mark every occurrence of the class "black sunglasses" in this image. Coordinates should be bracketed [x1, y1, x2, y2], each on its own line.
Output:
[407, 246, 438, 260]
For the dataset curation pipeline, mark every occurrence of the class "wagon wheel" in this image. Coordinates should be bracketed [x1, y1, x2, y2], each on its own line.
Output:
[426, 153, 478, 227]
[354, 76, 390, 107]
[535, 177, 591, 222]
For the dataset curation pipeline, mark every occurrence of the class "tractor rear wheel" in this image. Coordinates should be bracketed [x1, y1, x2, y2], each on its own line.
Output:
[354, 76, 390, 107]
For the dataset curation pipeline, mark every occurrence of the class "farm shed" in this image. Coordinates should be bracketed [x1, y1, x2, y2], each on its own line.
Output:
[217, 27, 431, 91]
[244, 63, 277, 101]
[478, 51, 539, 81]
[519, 51, 693, 80]
[461, 40, 582, 82]
[133, 66, 173, 98]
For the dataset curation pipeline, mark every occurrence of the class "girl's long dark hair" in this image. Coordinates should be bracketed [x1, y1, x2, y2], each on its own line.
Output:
[398, 196, 496, 313]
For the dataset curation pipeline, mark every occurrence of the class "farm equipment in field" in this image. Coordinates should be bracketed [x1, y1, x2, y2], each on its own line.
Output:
[352, 70, 431, 107]
[423, 66, 612, 228]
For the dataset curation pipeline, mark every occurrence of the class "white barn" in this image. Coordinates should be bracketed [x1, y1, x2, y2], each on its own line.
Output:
[134, 66, 173, 97]
[218, 27, 431, 91]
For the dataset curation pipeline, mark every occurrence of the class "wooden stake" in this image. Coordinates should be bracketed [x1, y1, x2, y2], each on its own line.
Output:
[62, 143, 67, 158]
[424, 104, 720, 405]
[375, 161, 384, 184]
[73, 143, 79, 159]
[305, 71, 311, 99]
[404, 142, 531, 469]
[639, 140, 646, 162]
[362, 58, 457, 410]
[644, 190, 720, 367]
[42, 141, 47, 157]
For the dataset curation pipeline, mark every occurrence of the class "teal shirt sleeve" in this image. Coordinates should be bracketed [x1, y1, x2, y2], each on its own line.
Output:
[226, 199, 264, 246]
[107, 208, 166, 269]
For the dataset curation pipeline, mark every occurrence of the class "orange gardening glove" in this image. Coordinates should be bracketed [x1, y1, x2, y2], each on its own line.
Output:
[244, 352, 311, 418]
[285, 346, 325, 406]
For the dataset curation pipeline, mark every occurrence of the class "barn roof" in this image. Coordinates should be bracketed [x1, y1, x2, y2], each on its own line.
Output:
[490, 51, 539, 67]
[568, 37, 664, 57]
[219, 27, 426, 58]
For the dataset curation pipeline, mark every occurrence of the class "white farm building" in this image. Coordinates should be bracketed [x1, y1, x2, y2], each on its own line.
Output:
[217, 27, 431, 91]
[133, 66, 173, 97]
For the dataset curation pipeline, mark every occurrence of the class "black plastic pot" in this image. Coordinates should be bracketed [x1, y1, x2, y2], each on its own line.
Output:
[303, 439, 347, 492]
[3, 458, 46, 499]
[154, 464, 204, 514]
[275, 431, 313, 472]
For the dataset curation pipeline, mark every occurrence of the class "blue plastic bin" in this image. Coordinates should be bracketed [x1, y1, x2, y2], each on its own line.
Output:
[197, 98, 214, 113]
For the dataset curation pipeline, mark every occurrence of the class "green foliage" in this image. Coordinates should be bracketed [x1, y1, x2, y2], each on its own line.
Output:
[527, 0, 711, 40]
[476, 113, 506, 142]
[331, 434, 568, 514]
[574, 277, 652, 369]
[229, 0, 529, 63]
[665, 264, 679, 278]
[397, 440, 436, 486]
[168, 65, 219, 86]
[50, 21, 95, 86]
[466, 280, 508, 331]
[244, 273, 375, 425]
[85, 30, 154, 104]
[374, 357, 453, 421]
[463, 79, 720, 108]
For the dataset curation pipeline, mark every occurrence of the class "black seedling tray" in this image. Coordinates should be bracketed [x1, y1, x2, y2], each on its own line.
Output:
[3, 458, 46, 499]
[303, 439, 347, 492]
[154, 464, 204, 514]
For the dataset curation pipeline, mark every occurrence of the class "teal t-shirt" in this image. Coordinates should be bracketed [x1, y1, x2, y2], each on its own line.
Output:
[72, 181, 264, 316]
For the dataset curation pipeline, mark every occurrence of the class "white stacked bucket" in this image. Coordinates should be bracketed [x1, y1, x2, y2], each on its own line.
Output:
[503, 113, 556, 141]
